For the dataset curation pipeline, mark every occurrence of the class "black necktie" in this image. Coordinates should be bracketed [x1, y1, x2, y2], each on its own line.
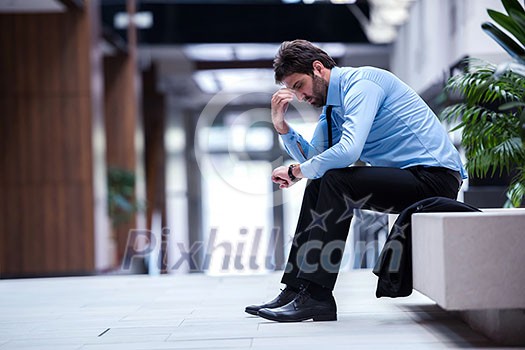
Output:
[326, 105, 333, 148]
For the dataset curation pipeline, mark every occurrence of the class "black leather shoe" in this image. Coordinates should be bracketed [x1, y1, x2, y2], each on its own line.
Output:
[245, 287, 297, 316]
[257, 289, 337, 322]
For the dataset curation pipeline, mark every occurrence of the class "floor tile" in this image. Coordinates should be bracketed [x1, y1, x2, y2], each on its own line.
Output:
[0, 270, 513, 349]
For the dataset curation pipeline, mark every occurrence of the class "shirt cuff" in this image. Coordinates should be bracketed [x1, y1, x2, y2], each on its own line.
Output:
[279, 127, 298, 143]
[300, 158, 322, 179]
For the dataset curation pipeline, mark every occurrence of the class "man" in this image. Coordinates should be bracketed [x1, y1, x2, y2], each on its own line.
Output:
[245, 40, 465, 322]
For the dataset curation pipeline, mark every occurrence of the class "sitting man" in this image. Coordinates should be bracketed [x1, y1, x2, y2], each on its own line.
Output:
[245, 39, 465, 322]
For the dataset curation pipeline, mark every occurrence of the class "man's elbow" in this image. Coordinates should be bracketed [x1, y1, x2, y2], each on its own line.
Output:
[333, 144, 360, 168]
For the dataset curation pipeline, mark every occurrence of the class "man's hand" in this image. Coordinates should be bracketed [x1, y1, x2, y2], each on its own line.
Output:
[271, 165, 301, 189]
[271, 88, 294, 134]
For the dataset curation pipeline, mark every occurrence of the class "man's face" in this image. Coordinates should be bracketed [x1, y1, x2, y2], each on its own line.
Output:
[282, 72, 328, 108]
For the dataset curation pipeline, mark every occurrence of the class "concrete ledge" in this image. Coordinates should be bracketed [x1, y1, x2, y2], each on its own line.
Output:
[412, 209, 525, 310]
[411, 208, 525, 345]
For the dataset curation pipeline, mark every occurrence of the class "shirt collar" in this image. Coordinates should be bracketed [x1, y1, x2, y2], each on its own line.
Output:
[326, 66, 341, 107]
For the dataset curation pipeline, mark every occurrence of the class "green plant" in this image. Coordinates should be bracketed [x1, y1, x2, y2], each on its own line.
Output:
[482, 0, 525, 64]
[107, 167, 142, 227]
[441, 59, 525, 206]
[440, 0, 525, 207]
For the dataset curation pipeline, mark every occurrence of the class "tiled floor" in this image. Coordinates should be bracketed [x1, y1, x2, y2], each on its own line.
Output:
[0, 270, 518, 349]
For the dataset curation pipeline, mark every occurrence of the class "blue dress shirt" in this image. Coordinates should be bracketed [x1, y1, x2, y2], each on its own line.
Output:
[280, 66, 467, 180]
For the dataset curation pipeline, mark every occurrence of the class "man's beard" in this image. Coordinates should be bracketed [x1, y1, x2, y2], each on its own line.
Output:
[310, 75, 329, 108]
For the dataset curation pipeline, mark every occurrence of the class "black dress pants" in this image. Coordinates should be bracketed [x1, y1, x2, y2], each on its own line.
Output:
[281, 166, 462, 290]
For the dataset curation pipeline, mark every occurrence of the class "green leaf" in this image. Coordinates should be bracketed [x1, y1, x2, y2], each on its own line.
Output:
[505, 171, 525, 207]
[107, 167, 144, 227]
[502, 0, 525, 17]
[509, 8, 525, 40]
[482, 22, 525, 63]
[500, 101, 525, 110]
[488, 9, 525, 47]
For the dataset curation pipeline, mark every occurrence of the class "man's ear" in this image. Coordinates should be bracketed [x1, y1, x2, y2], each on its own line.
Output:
[312, 60, 325, 76]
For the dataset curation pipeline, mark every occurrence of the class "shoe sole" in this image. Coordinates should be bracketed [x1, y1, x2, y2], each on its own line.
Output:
[313, 313, 337, 322]
[258, 312, 337, 322]
[244, 308, 259, 316]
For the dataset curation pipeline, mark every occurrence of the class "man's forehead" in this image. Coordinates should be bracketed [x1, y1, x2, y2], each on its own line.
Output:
[282, 73, 305, 88]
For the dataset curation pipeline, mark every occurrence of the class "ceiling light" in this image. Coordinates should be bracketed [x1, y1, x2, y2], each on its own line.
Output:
[330, 0, 357, 4]
[114, 11, 153, 29]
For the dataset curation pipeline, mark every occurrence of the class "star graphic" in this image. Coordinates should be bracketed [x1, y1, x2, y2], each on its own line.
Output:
[305, 208, 333, 232]
[390, 222, 410, 240]
[353, 203, 395, 223]
[336, 194, 371, 224]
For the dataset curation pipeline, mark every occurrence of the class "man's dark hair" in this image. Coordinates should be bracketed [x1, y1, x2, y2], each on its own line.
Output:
[273, 39, 337, 83]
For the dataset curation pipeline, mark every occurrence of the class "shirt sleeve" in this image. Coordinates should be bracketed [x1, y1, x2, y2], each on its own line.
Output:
[300, 79, 386, 179]
[280, 118, 327, 162]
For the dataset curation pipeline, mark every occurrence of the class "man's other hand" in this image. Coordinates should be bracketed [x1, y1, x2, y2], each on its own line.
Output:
[272, 166, 296, 189]
[271, 88, 294, 134]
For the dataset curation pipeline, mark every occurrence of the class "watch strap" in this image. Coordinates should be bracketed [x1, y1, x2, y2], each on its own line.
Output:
[288, 164, 297, 181]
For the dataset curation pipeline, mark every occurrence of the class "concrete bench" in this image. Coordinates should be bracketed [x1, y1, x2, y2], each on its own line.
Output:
[411, 208, 525, 345]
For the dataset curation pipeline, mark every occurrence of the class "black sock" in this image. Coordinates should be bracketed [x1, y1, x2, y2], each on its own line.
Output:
[299, 279, 332, 301]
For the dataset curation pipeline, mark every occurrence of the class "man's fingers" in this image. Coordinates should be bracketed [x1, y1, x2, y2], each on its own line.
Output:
[272, 175, 290, 188]
[273, 88, 293, 97]
[272, 95, 292, 107]
[272, 89, 294, 103]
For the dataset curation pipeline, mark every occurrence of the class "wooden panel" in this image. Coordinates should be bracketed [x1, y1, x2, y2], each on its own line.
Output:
[76, 8, 91, 95]
[20, 185, 33, 272]
[0, 5, 101, 277]
[0, 16, 14, 95]
[143, 65, 166, 230]
[67, 184, 81, 271]
[104, 54, 139, 267]
[25, 18, 39, 97]
[5, 98, 17, 184]
[62, 97, 75, 182]
[104, 55, 136, 167]
[0, 98, 7, 186]
[0, 97, 5, 276]
[60, 12, 80, 95]
[0, 185, 5, 276]
[31, 185, 45, 274]
[41, 184, 53, 272]
[42, 97, 57, 183]
[5, 186, 22, 275]
[42, 16, 62, 96]
[12, 17, 24, 95]
[142, 66, 167, 271]
[17, 97, 29, 185]
[81, 183, 95, 271]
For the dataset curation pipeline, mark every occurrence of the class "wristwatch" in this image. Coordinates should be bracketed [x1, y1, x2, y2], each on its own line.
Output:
[288, 164, 299, 182]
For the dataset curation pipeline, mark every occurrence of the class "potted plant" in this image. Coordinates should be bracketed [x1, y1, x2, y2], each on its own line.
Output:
[107, 167, 142, 228]
[106, 166, 147, 272]
[440, 0, 525, 207]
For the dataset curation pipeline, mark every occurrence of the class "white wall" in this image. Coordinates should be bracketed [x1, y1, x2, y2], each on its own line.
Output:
[391, 0, 509, 93]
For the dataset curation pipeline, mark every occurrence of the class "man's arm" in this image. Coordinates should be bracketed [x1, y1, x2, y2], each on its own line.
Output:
[299, 80, 386, 179]
[271, 88, 292, 135]
[271, 88, 328, 162]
